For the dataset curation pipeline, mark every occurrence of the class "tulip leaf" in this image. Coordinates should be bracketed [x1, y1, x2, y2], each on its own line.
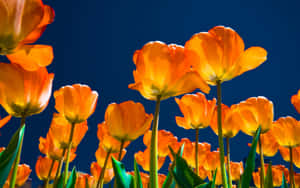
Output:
[171, 154, 205, 188]
[195, 169, 217, 188]
[281, 173, 288, 188]
[112, 157, 134, 188]
[66, 167, 77, 188]
[134, 159, 142, 188]
[241, 126, 261, 188]
[264, 162, 273, 188]
[163, 145, 185, 188]
[0, 125, 25, 187]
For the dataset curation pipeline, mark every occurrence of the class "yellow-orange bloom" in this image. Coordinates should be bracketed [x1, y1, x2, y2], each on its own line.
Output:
[75, 173, 96, 188]
[128, 172, 166, 188]
[295, 173, 300, 188]
[272, 116, 300, 148]
[230, 161, 243, 181]
[185, 26, 267, 85]
[198, 166, 210, 180]
[279, 146, 300, 168]
[253, 165, 289, 187]
[54, 84, 98, 124]
[0, 63, 54, 117]
[90, 162, 114, 184]
[105, 101, 153, 141]
[49, 113, 88, 149]
[238, 97, 274, 135]
[175, 92, 216, 130]
[0, 115, 12, 129]
[143, 130, 178, 157]
[292, 89, 300, 114]
[210, 104, 241, 138]
[7, 45, 54, 71]
[0, 0, 54, 54]
[35, 156, 59, 181]
[135, 148, 165, 172]
[95, 145, 126, 169]
[203, 150, 224, 172]
[39, 132, 77, 161]
[128, 41, 210, 101]
[5, 164, 31, 187]
[97, 122, 130, 153]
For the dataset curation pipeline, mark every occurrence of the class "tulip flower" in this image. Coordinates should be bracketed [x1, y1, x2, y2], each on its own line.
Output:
[253, 164, 289, 187]
[4, 164, 31, 187]
[90, 162, 114, 184]
[143, 130, 178, 157]
[95, 145, 126, 169]
[203, 150, 223, 172]
[35, 156, 59, 181]
[294, 173, 300, 188]
[185, 25, 267, 188]
[291, 89, 300, 114]
[230, 161, 243, 181]
[75, 173, 96, 188]
[279, 146, 300, 168]
[135, 148, 165, 172]
[0, 0, 54, 55]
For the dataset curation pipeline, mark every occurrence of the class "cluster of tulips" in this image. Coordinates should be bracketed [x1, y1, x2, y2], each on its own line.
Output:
[1, 1, 300, 188]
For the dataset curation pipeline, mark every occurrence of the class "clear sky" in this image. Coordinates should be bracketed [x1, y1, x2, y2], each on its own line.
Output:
[1, 0, 300, 186]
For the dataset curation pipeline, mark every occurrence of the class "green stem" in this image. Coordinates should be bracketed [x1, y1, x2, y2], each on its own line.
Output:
[45, 159, 55, 188]
[63, 123, 76, 187]
[226, 137, 232, 188]
[258, 135, 265, 188]
[9, 116, 26, 188]
[118, 140, 125, 161]
[289, 147, 295, 188]
[149, 96, 161, 188]
[97, 149, 112, 188]
[216, 80, 228, 188]
[54, 148, 67, 182]
[195, 128, 199, 175]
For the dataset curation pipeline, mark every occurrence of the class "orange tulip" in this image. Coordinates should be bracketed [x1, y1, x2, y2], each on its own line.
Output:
[90, 162, 114, 184]
[105, 101, 153, 141]
[210, 104, 241, 138]
[175, 92, 216, 130]
[203, 150, 224, 172]
[95, 145, 126, 169]
[272, 116, 300, 148]
[208, 169, 223, 185]
[295, 173, 300, 188]
[39, 132, 77, 161]
[0, 63, 54, 118]
[185, 26, 267, 85]
[49, 113, 88, 149]
[0, 0, 54, 55]
[248, 129, 279, 157]
[135, 148, 165, 172]
[54, 84, 98, 124]
[7, 45, 54, 71]
[128, 172, 166, 188]
[291, 89, 300, 114]
[253, 164, 289, 187]
[5, 164, 31, 187]
[279, 146, 300, 168]
[198, 166, 210, 180]
[97, 122, 130, 153]
[0, 115, 12, 129]
[143, 130, 178, 157]
[75, 173, 96, 188]
[230, 161, 243, 181]
[237, 97, 274, 135]
[128, 41, 210, 101]
[35, 156, 59, 181]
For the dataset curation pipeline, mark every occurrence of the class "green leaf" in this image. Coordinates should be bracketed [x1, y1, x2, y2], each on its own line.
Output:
[281, 173, 288, 188]
[0, 125, 25, 187]
[163, 145, 185, 188]
[112, 157, 134, 188]
[134, 159, 142, 188]
[66, 167, 77, 188]
[241, 126, 261, 188]
[171, 154, 205, 188]
[264, 162, 273, 188]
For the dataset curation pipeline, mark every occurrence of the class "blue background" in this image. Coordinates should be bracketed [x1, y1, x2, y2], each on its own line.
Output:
[1, 0, 300, 186]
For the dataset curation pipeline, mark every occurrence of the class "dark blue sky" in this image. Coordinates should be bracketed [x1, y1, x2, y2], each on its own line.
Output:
[1, 0, 300, 186]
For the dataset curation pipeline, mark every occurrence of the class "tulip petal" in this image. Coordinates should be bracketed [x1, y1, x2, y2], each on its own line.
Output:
[0, 115, 11, 128]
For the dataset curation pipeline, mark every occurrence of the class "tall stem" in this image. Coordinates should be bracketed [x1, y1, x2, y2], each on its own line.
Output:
[289, 147, 295, 188]
[226, 137, 232, 188]
[9, 116, 26, 188]
[150, 96, 161, 188]
[45, 159, 55, 188]
[63, 123, 76, 187]
[195, 128, 199, 175]
[258, 135, 265, 188]
[97, 149, 112, 188]
[118, 140, 125, 161]
[216, 80, 228, 188]
[54, 148, 67, 181]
